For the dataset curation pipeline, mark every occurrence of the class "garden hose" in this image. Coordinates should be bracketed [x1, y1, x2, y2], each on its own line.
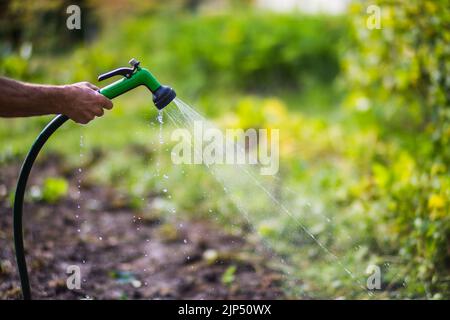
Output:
[12, 59, 175, 299]
[13, 114, 69, 300]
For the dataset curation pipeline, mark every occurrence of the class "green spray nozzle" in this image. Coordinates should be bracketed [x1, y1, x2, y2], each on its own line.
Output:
[98, 58, 176, 109]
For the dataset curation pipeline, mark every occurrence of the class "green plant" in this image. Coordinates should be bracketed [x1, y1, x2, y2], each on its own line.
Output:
[41, 177, 69, 204]
[344, 0, 450, 297]
[221, 265, 237, 287]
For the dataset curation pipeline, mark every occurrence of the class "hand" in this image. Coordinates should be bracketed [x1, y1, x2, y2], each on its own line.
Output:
[59, 82, 113, 124]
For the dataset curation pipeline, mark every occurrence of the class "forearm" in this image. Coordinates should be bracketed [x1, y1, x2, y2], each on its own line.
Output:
[0, 77, 112, 124]
[0, 77, 64, 117]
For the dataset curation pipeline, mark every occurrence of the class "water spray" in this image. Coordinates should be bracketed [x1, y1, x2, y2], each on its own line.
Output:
[13, 58, 176, 300]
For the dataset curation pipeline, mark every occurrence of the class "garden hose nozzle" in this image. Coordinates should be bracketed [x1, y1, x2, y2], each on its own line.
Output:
[98, 58, 176, 109]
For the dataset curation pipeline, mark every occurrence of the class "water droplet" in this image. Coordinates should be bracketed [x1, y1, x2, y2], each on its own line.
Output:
[162, 188, 168, 193]
[157, 110, 164, 144]
[157, 111, 164, 124]
[98, 236, 103, 241]
[183, 239, 187, 244]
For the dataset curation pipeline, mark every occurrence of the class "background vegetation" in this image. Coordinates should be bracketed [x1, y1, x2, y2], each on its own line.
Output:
[0, 0, 449, 299]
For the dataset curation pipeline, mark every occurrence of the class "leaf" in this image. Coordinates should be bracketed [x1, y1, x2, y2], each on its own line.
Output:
[41, 177, 69, 204]
[221, 265, 237, 287]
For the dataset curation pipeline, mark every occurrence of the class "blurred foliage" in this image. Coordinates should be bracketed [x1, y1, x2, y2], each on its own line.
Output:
[41, 177, 69, 203]
[29, 177, 69, 204]
[0, 0, 99, 54]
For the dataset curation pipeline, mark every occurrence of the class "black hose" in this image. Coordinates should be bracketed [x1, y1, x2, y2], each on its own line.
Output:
[13, 114, 69, 300]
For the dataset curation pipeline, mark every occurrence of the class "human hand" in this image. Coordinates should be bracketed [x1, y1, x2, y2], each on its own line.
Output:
[59, 82, 113, 124]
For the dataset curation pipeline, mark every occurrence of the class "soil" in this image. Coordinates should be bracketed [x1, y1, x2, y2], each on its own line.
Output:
[0, 157, 284, 300]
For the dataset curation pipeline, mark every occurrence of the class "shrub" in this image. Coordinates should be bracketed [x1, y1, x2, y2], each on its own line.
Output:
[345, 0, 450, 297]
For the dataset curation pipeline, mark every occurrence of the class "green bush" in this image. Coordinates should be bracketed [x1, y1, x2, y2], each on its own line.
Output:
[345, 0, 450, 297]
[12, 11, 345, 96]
[163, 13, 345, 93]
[4, 3, 448, 298]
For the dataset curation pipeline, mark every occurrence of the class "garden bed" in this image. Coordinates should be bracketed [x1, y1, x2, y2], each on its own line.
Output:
[0, 157, 284, 299]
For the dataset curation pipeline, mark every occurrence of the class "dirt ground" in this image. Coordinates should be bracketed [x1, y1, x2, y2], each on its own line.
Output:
[0, 157, 284, 300]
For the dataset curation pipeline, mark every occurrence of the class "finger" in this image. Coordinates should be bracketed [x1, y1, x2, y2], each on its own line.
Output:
[93, 107, 104, 117]
[83, 82, 99, 91]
